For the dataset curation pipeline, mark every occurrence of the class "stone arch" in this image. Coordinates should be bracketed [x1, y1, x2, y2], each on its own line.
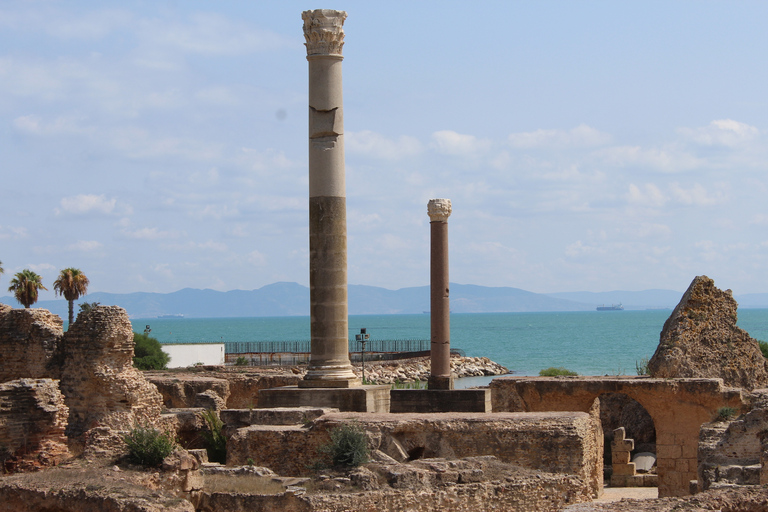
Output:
[599, 393, 657, 480]
[490, 376, 744, 498]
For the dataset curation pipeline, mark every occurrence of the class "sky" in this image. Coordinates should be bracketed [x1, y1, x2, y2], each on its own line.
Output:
[2, 0, 768, 302]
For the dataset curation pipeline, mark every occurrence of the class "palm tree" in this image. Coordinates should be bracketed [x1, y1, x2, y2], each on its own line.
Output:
[53, 267, 90, 326]
[8, 269, 47, 308]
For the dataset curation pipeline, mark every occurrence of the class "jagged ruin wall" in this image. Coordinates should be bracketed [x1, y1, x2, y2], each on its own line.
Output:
[0, 304, 163, 466]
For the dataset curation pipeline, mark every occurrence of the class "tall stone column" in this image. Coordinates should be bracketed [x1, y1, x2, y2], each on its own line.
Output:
[300, 9, 359, 388]
[428, 199, 454, 390]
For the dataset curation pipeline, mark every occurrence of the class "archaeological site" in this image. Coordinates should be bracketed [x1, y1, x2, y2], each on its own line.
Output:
[4, 6, 768, 512]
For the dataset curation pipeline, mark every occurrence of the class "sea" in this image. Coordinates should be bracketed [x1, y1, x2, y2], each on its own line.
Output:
[131, 309, 768, 378]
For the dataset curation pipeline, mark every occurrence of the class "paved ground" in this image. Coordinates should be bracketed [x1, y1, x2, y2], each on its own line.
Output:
[594, 486, 658, 502]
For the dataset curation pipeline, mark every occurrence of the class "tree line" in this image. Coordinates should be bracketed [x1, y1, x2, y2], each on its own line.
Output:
[0, 261, 89, 325]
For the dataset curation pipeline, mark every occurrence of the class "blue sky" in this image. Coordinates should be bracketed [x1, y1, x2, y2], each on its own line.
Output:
[2, 0, 768, 302]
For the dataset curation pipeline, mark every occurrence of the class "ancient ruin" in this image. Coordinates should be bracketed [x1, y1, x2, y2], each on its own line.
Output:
[302, 8, 358, 388]
[428, 198, 454, 390]
[648, 275, 768, 389]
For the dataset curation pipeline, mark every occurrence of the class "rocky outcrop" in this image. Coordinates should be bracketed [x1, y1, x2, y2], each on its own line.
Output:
[59, 306, 163, 438]
[357, 356, 508, 385]
[0, 378, 69, 471]
[0, 307, 63, 382]
[648, 275, 768, 390]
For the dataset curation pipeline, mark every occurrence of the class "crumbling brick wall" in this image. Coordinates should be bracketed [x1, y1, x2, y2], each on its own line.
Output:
[59, 306, 162, 437]
[0, 305, 63, 382]
[0, 378, 69, 470]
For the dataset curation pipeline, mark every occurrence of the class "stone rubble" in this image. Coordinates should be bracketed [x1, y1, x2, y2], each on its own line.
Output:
[353, 355, 509, 385]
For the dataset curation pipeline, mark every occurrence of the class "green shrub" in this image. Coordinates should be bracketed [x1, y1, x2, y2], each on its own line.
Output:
[319, 422, 370, 468]
[715, 407, 738, 422]
[122, 424, 176, 467]
[539, 367, 578, 377]
[635, 357, 650, 376]
[234, 356, 249, 366]
[199, 409, 227, 464]
[759, 341, 768, 359]
[133, 332, 170, 370]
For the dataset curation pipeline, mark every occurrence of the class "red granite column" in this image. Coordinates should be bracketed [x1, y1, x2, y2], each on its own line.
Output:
[300, 9, 359, 388]
[428, 199, 453, 390]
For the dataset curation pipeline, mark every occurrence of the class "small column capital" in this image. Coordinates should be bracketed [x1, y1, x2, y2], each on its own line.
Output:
[302, 9, 347, 57]
[428, 198, 452, 222]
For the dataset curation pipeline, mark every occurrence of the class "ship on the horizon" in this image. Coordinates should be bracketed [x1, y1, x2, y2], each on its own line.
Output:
[596, 303, 624, 311]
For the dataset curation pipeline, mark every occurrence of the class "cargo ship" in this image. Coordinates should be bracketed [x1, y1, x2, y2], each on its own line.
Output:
[596, 303, 624, 311]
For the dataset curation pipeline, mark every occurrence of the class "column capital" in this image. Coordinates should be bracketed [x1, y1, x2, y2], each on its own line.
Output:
[428, 198, 452, 222]
[302, 9, 347, 57]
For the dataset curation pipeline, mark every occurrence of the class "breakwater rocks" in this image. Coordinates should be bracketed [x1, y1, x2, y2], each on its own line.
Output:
[354, 356, 509, 385]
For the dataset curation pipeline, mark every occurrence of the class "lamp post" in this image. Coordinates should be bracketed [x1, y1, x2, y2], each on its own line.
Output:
[355, 328, 370, 384]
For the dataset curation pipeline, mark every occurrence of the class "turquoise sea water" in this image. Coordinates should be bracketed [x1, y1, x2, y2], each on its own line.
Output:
[131, 309, 768, 377]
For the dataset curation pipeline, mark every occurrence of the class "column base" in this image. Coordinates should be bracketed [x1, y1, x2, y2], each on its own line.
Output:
[428, 374, 455, 390]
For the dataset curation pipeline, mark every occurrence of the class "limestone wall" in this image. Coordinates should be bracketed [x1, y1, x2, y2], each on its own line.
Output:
[59, 306, 163, 437]
[0, 305, 63, 382]
[491, 376, 745, 497]
[0, 378, 69, 471]
[228, 410, 603, 497]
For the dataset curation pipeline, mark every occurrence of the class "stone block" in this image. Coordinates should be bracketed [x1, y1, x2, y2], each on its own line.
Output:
[390, 389, 491, 413]
[612, 462, 636, 476]
[257, 385, 390, 412]
[612, 451, 630, 465]
[221, 407, 338, 429]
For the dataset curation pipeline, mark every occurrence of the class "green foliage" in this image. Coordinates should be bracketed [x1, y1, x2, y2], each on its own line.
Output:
[759, 340, 768, 359]
[8, 269, 47, 308]
[715, 407, 738, 422]
[391, 379, 427, 389]
[539, 367, 578, 377]
[199, 409, 227, 464]
[636, 357, 650, 376]
[78, 301, 100, 313]
[133, 332, 170, 370]
[319, 422, 370, 468]
[122, 424, 176, 467]
[234, 356, 249, 366]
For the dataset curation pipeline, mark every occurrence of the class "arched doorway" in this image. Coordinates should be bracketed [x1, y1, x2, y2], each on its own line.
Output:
[600, 393, 656, 485]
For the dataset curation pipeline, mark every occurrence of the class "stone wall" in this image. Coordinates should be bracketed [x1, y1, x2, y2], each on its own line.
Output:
[228, 410, 604, 498]
[0, 378, 69, 471]
[491, 376, 745, 497]
[59, 306, 163, 437]
[0, 305, 63, 382]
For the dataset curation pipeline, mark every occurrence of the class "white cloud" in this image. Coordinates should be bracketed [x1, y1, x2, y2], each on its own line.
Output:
[67, 240, 103, 251]
[678, 119, 760, 147]
[247, 250, 266, 266]
[125, 228, 179, 240]
[635, 223, 672, 238]
[669, 183, 726, 206]
[596, 145, 702, 172]
[12, 115, 88, 135]
[346, 130, 422, 160]
[0, 225, 28, 240]
[431, 130, 491, 156]
[138, 13, 290, 56]
[57, 194, 117, 215]
[509, 124, 610, 149]
[627, 183, 666, 207]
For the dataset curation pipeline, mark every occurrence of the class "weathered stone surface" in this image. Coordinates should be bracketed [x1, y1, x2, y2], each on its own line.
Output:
[145, 373, 230, 409]
[697, 399, 768, 491]
[228, 410, 603, 498]
[0, 471, 195, 512]
[648, 275, 768, 390]
[564, 485, 768, 511]
[59, 306, 163, 437]
[0, 378, 69, 471]
[0, 307, 63, 382]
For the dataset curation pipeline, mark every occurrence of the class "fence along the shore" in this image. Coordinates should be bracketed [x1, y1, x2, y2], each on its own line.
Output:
[225, 338, 430, 356]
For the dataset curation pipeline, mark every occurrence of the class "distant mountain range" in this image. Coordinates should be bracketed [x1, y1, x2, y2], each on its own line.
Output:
[3, 282, 768, 320]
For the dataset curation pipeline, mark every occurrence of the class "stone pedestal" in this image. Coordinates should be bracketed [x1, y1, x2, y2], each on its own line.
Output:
[258, 385, 390, 413]
[301, 9, 359, 388]
[428, 199, 454, 390]
[390, 389, 491, 413]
